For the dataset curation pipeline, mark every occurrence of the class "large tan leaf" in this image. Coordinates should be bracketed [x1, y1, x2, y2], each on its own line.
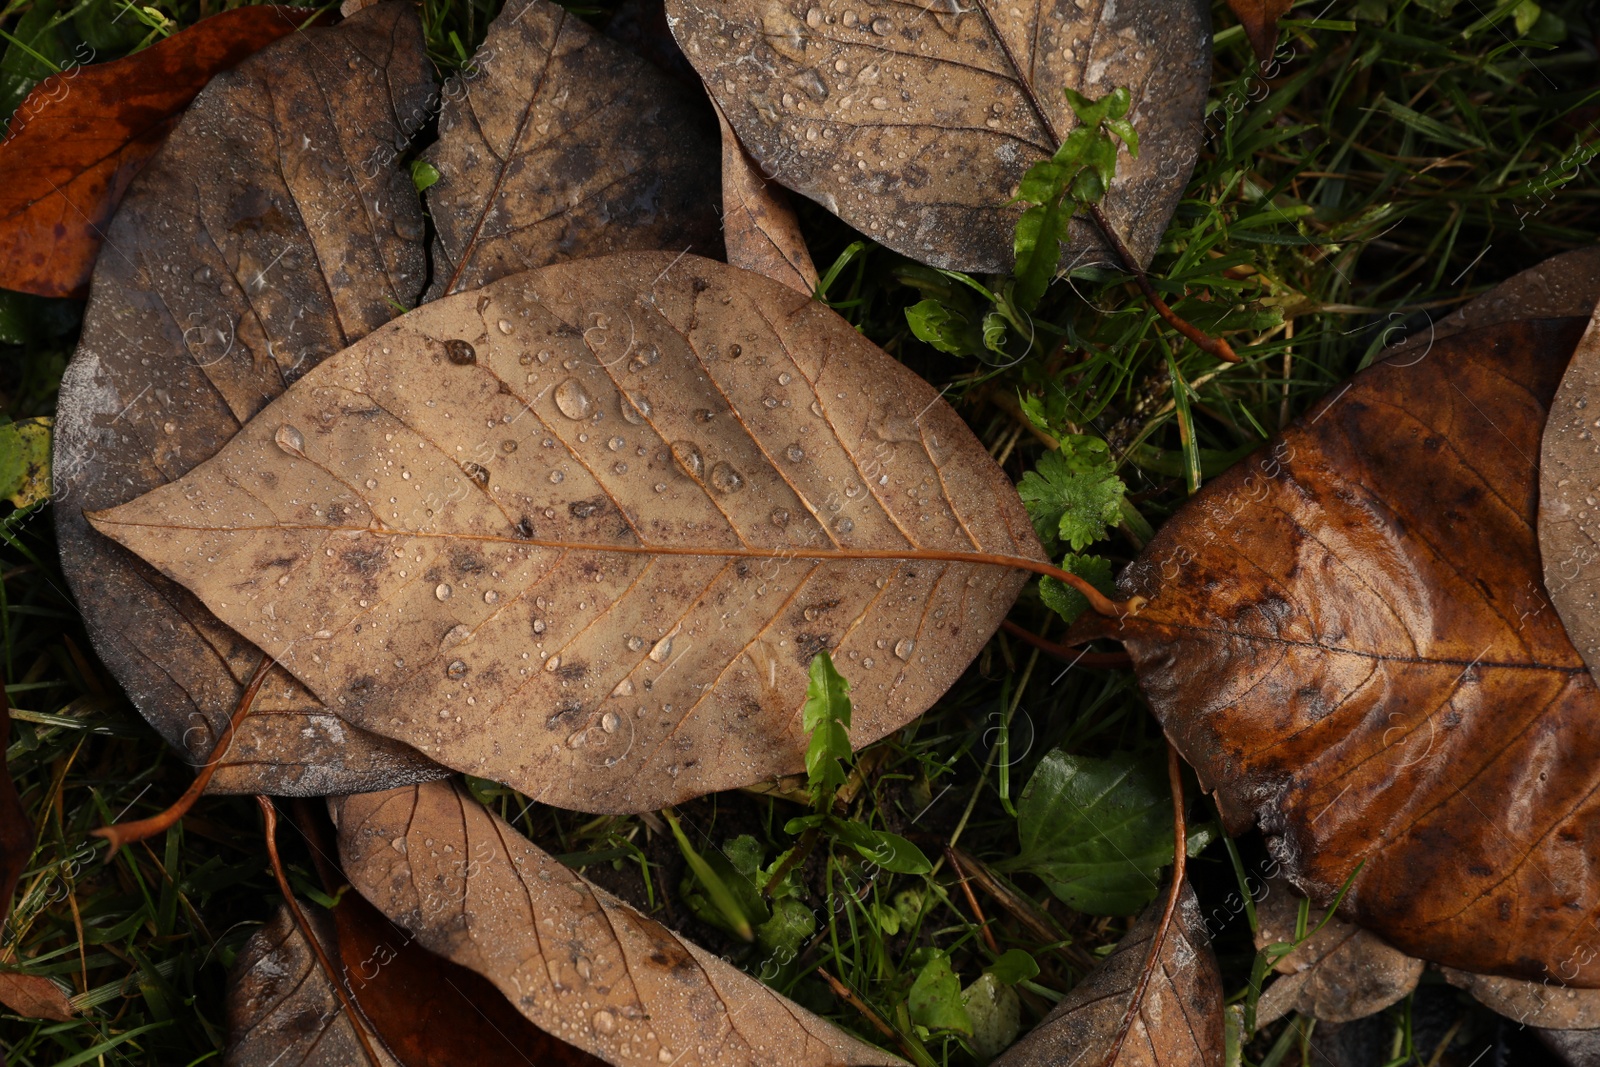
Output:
[53, 0, 722, 797]
[664, 0, 1210, 273]
[1076, 252, 1600, 982]
[52, 2, 445, 798]
[333, 780, 904, 1066]
[86, 252, 1040, 813]
[422, 0, 721, 299]
[991, 882, 1222, 1065]
[1541, 310, 1600, 685]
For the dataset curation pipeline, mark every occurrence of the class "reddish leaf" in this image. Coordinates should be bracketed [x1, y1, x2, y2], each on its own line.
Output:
[0, 6, 313, 298]
[0, 972, 73, 1021]
[1227, 0, 1293, 62]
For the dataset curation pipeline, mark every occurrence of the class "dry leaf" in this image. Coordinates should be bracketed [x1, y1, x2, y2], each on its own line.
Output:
[992, 882, 1222, 1065]
[716, 100, 818, 297]
[1253, 882, 1422, 1026]
[0, 971, 74, 1022]
[1541, 309, 1600, 685]
[333, 779, 905, 1066]
[52, 2, 445, 798]
[664, 0, 1210, 273]
[1442, 968, 1600, 1031]
[1226, 0, 1292, 63]
[1539, 1028, 1600, 1066]
[85, 252, 1039, 813]
[422, 0, 721, 300]
[0, 6, 311, 298]
[1079, 263, 1600, 980]
[228, 903, 399, 1067]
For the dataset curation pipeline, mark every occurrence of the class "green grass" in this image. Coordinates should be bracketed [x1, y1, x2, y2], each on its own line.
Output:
[0, 0, 1597, 1063]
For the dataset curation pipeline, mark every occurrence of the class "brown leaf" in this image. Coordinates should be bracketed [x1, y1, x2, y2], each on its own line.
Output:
[0, 7, 311, 299]
[0, 972, 74, 1022]
[52, 2, 446, 798]
[664, 0, 1210, 273]
[1541, 311, 1600, 685]
[1226, 0, 1292, 63]
[333, 779, 905, 1066]
[228, 903, 400, 1066]
[991, 882, 1222, 1065]
[422, 0, 721, 300]
[84, 252, 1039, 813]
[1252, 882, 1422, 1026]
[1442, 967, 1600, 1031]
[1085, 257, 1600, 979]
[716, 101, 818, 297]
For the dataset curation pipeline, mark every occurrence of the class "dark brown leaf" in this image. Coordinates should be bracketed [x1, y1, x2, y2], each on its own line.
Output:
[991, 882, 1222, 1065]
[1253, 882, 1422, 1026]
[333, 780, 905, 1065]
[716, 100, 818, 297]
[52, 2, 446, 798]
[0, 6, 311, 298]
[1084, 254, 1600, 980]
[1442, 967, 1600, 1031]
[664, 0, 1210, 274]
[1226, 0, 1292, 63]
[422, 0, 721, 300]
[0, 971, 74, 1022]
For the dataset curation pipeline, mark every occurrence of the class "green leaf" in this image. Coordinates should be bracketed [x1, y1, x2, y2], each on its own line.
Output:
[905, 298, 972, 356]
[1038, 553, 1114, 625]
[756, 897, 815, 959]
[411, 160, 442, 192]
[828, 819, 931, 875]
[908, 950, 972, 1035]
[665, 810, 768, 941]
[961, 973, 1021, 1058]
[1016, 437, 1126, 553]
[985, 948, 1039, 986]
[802, 651, 852, 808]
[0, 417, 52, 509]
[1002, 749, 1189, 916]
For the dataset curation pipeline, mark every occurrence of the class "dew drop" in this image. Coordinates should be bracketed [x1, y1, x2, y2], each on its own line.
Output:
[710, 461, 745, 493]
[609, 436, 625, 451]
[546, 656, 562, 672]
[785, 444, 805, 463]
[364, 478, 378, 490]
[502, 439, 518, 454]
[274, 424, 306, 457]
[771, 508, 790, 527]
[894, 637, 915, 660]
[620, 393, 651, 424]
[484, 590, 500, 604]
[671, 441, 705, 479]
[550, 470, 565, 484]
[834, 516, 855, 534]
[602, 711, 621, 733]
[555, 378, 594, 420]
[446, 660, 468, 679]
[497, 319, 514, 335]
[441, 624, 472, 651]
[649, 624, 681, 663]
[612, 678, 635, 697]
[532, 618, 547, 634]
[445, 339, 476, 365]
[435, 583, 453, 601]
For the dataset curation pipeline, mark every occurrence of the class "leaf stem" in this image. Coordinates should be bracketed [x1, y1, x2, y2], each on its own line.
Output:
[1087, 204, 1239, 363]
[999, 620, 1133, 668]
[91, 653, 273, 857]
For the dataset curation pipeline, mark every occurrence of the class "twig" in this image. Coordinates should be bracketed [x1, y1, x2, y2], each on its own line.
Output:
[943, 845, 1097, 971]
[1001, 620, 1133, 668]
[944, 847, 1000, 956]
[1098, 743, 1188, 1067]
[259, 797, 385, 1067]
[92, 653, 273, 857]
[816, 965, 932, 1066]
[762, 827, 819, 900]
[1088, 204, 1239, 363]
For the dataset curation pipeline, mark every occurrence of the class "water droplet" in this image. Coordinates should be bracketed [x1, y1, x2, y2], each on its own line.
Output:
[435, 583, 453, 601]
[602, 711, 620, 733]
[629, 345, 661, 372]
[441, 624, 472, 650]
[710, 461, 745, 493]
[810, 400, 825, 417]
[777, 372, 792, 385]
[445, 339, 476, 365]
[532, 618, 547, 634]
[649, 624, 681, 663]
[567, 729, 587, 748]
[549, 470, 565, 484]
[484, 590, 500, 604]
[771, 508, 790, 527]
[612, 678, 635, 697]
[497, 319, 514, 335]
[463, 461, 490, 487]
[834, 516, 855, 534]
[545, 656, 562, 672]
[555, 378, 594, 420]
[620, 393, 651, 424]
[364, 478, 378, 489]
[785, 444, 805, 463]
[274, 424, 306, 457]
[871, 15, 892, 33]
[446, 659, 468, 679]
[590, 1009, 617, 1035]
[894, 637, 915, 660]
[728, 343, 743, 358]
[671, 441, 704, 478]
[502, 439, 518, 454]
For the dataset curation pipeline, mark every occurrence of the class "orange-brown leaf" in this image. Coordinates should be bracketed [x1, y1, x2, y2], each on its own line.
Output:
[0, 972, 74, 1022]
[0, 6, 312, 299]
[1226, 0, 1293, 62]
[715, 101, 817, 298]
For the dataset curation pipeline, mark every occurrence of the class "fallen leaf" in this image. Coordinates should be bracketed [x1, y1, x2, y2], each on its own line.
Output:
[1541, 313, 1600, 685]
[1253, 882, 1422, 1026]
[85, 251, 1040, 813]
[52, 2, 446, 799]
[1082, 258, 1600, 980]
[991, 882, 1223, 1065]
[0, 416, 52, 508]
[1227, 0, 1293, 62]
[422, 0, 720, 300]
[664, 0, 1210, 273]
[715, 100, 817, 297]
[0, 971, 74, 1022]
[333, 779, 905, 1065]
[228, 903, 400, 1066]
[0, 6, 312, 298]
[1538, 1028, 1600, 1066]
[1442, 967, 1600, 1031]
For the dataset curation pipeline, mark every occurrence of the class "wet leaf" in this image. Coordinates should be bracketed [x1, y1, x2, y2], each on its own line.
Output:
[0, 416, 52, 508]
[991, 883, 1223, 1065]
[909, 949, 971, 1036]
[1001, 749, 1180, 916]
[664, 0, 1210, 273]
[0, 972, 74, 1022]
[1252, 883, 1423, 1027]
[1088, 253, 1600, 982]
[421, 0, 721, 300]
[0, 6, 311, 298]
[716, 100, 818, 297]
[85, 252, 1039, 813]
[1442, 967, 1600, 1031]
[52, 2, 445, 799]
[1226, 0, 1292, 62]
[961, 973, 1021, 1059]
[332, 779, 904, 1065]
[1541, 312, 1600, 686]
